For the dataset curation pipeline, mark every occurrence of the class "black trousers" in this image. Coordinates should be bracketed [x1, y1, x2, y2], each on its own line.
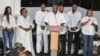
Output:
[59, 33, 67, 56]
[68, 30, 81, 56]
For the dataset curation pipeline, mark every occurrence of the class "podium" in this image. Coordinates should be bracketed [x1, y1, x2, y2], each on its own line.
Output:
[46, 26, 64, 56]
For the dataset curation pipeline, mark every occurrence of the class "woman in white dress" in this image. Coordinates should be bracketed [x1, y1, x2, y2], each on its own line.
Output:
[16, 8, 35, 56]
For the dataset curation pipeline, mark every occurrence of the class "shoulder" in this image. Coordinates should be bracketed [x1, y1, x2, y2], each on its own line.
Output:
[81, 16, 88, 21]
[46, 12, 52, 16]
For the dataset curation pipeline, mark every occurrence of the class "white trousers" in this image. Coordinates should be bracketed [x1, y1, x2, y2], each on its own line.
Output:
[36, 26, 48, 53]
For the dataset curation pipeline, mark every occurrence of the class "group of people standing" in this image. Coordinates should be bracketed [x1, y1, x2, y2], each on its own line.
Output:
[1, 3, 98, 56]
[35, 3, 98, 56]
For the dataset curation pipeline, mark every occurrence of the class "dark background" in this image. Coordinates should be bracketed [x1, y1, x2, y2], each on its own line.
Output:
[21, 0, 100, 11]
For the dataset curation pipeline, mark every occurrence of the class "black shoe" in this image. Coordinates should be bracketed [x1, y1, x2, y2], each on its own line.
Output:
[73, 54, 79, 56]
[36, 53, 41, 56]
[44, 53, 49, 56]
[67, 54, 71, 56]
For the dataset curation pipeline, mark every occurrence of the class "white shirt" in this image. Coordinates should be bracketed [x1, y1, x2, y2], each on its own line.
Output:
[17, 15, 34, 28]
[2, 15, 16, 29]
[58, 12, 69, 34]
[81, 16, 97, 35]
[44, 12, 67, 34]
[67, 10, 82, 32]
[35, 10, 48, 26]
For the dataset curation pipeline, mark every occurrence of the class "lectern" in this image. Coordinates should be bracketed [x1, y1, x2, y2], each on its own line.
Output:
[46, 25, 64, 56]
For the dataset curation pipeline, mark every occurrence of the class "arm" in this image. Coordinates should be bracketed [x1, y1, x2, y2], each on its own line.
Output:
[27, 18, 34, 31]
[91, 18, 98, 32]
[35, 12, 41, 25]
[12, 16, 16, 28]
[29, 16, 34, 29]
[76, 12, 82, 27]
[44, 14, 49, 26]
[60, 14, 67, 26]
[1, 17, 6, 29]
[17, 16, 25, 30]
[81, 21, 88, 26]
[81, 18, 90, 26]
[91, 18, 98, 27]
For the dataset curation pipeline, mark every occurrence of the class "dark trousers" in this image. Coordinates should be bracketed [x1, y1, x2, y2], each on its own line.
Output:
[59, 33, 66, 56]
[68, 30, 81, 56]
[48, 35, 51, 55]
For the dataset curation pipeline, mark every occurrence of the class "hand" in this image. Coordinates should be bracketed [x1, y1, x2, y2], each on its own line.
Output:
[75, 27, 78, 29]
[70, 27, 77, 31]
[45, 22, 49, 25]
[91, 22, 96, 26]
[41, 26, 45, 30]
[86, 19, 91, 23]
[6, 27, 13, 32]
[25, 26, 32, 31]
[24, 28, 29, 32]
[24, 28, 31, 32]
[60, 23, 64, 27]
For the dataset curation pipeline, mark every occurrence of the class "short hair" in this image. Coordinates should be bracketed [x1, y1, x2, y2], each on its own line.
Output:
[72, 3, 78, 6]
[86, 9, 93, 16]
[59, 4, 64, 7]
[52, 3, 58, 7]
[41, 3, 46, 6]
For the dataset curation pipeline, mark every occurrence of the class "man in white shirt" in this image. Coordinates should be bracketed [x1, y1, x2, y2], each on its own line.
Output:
[44, 4, 66, 26]
[67, 3, 82, 56]
[58, 4, 68, 56]
[35, 3, 48, 56]
[44, 3, 67, 56]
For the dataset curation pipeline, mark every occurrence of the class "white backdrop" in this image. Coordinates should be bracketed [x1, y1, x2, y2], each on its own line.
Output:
[25, 7, 100, 35]
[0, 0, 21, 15]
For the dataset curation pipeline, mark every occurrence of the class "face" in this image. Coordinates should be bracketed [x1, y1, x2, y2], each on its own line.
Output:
[72, 4, 77, 12]
[87, 10, 93, 17]
[8, 8, 12, 14]
[59, 6, 64, 13]
[22, 9, 27, 17]
[41, 5, 46, 11]
[52, 5, 58, 14]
